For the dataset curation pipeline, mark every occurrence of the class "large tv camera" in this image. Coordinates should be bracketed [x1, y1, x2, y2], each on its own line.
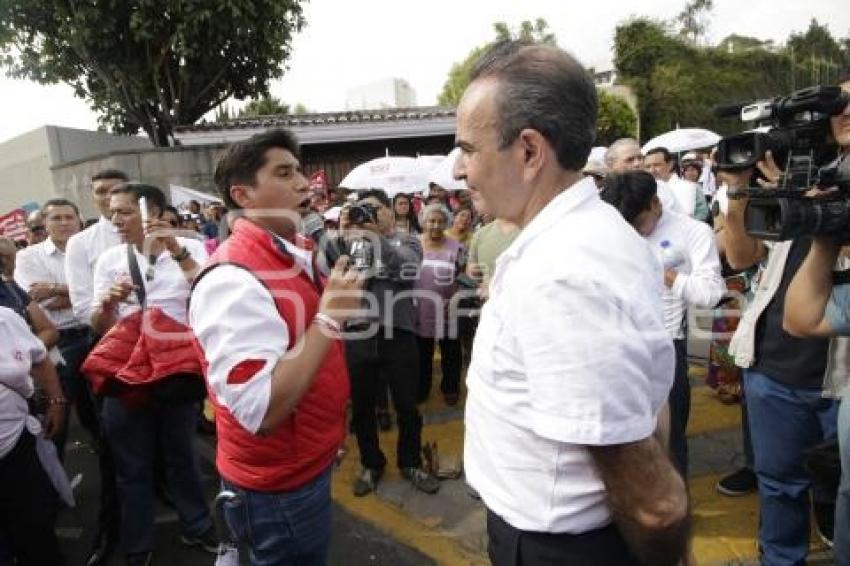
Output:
[714, 85, 850, 241]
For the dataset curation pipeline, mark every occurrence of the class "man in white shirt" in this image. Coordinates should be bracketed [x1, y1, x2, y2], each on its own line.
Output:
[14, 198, 92, 459]
[88, 183, 214, 565]
[644, 147, 710, 221]
[453, 41, 688, 565]
[601, 170, 725, 476]
[62, 168, 127, 566]
[605, 138, 684, 216]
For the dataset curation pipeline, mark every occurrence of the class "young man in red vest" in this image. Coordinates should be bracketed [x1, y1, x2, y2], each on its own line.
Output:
[189, 129, 364, 565]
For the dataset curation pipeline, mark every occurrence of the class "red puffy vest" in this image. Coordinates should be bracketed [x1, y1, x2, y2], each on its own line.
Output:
[191, 219, 349, 492]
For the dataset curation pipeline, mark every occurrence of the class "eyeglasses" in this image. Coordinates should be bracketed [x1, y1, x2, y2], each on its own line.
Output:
[29, 226, 46, 233]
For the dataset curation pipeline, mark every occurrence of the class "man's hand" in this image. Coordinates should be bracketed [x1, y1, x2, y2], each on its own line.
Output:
[28, 282, 58, 302]
[100, 281, 135, 309]
[144, 218, 181, 254]
[664, 269, 678, 289]
[318, 256, 366, 325]
[43, 403, 66, 439]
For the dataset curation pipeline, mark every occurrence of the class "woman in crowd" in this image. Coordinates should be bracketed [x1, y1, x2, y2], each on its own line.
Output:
[0, 237, 58, 348]
[0, 306, 66, 565]
[444, 206, 474, 248]
[393, 193, 420, 235]
[414, 203, 464, 406]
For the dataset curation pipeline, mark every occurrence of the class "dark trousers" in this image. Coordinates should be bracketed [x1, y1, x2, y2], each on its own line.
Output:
[0, 431, 64, 566]
[53, 328, 99, 459]
[668, 339, 691, 477]
[102, 398, 212, 555]
[486, 509, 639, 566]
[346, 328, 422, 470]
[417, 336, 462, 402]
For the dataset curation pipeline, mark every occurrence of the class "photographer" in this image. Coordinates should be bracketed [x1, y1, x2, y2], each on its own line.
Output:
[339, 189, 440, 497]
[720, 122, 840, 562]
[782, 75, 850, 566]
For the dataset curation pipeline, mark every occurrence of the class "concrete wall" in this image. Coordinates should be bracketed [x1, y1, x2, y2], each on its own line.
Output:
[0, 126, 152, 213]
[52, 145, 224, 220]
[0, 128, 54, 210]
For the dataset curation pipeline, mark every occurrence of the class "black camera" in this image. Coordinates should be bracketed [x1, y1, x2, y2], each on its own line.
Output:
[347, 203, 379, 226]
[715, 85, 850, 241]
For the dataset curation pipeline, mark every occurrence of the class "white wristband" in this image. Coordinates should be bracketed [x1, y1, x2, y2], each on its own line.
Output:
[313, 312, 341, 335]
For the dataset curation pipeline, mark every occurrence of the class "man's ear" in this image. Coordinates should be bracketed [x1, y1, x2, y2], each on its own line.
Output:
[516, 128, 546, 175]
[229, 185, 251, 208]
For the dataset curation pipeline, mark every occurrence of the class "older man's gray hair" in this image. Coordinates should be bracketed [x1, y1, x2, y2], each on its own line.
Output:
[604, 138, 641, 167]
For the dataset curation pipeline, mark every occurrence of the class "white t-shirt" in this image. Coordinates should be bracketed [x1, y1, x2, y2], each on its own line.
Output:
[646, 210, 726, 339]
[464, 177, 675, 533]
[92, 237, 208, 325]
[0, 307, 47, 458]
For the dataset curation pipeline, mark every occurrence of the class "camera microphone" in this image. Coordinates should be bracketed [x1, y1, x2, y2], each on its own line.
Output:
[713, 102, 745, 119]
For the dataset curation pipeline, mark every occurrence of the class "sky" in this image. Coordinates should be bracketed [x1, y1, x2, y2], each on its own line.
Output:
[0, 0, 847, 143]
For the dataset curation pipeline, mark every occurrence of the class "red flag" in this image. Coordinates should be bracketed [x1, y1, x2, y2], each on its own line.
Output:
[0, 209, 27, 241]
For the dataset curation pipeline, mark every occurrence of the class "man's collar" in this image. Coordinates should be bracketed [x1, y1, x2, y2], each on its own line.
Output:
[44, 237, 61, 255]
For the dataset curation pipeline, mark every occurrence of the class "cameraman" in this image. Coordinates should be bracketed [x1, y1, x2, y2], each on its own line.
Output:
[783, 75, 850, 566]
[338, 189, 440, 497]
[720, 144, 838, 562]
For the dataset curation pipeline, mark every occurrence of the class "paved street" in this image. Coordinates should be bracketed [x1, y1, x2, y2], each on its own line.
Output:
[54, 356, 836, 565]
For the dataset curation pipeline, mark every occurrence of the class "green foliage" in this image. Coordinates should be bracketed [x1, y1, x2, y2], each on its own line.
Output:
[437, 18, 556, 106]
[596, 90, 637, 145]
[613, 16, 850, 141]
[238, 95, 289, 117]
[0, 0, 306, 146]
[292, 102, 309, 114]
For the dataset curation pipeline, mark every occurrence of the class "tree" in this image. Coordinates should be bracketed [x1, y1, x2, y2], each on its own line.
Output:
[437, 18, 556, 106]
[238, 95, 289, 117]
[596, 90, 638, 145]
[292, 102, 310, 114]
[0, 0, 306, 146]
[676, 0, 713, 45]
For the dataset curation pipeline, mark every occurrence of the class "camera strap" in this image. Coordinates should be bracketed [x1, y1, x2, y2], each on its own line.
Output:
[126, 244, 147, 309]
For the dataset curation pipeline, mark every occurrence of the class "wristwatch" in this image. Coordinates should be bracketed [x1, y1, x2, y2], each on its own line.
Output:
[171, 247, 191, 262]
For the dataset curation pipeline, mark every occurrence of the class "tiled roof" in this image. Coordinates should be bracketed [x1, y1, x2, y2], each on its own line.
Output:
[176, 106, 457, 133]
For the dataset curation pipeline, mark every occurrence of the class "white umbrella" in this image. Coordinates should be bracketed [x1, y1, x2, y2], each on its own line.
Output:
[427, 147, 467, 194]
[339, 156, 430, 197]
[416, 154, 446, 173]
[642, 128, 720, 154]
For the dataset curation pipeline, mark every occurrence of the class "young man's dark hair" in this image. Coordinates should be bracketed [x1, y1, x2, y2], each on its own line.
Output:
[470, 40, 597, 171]
[357, 188, 391, 208]
[213, 129, 302, 210]
[109, 183, 167, 217]
[600, 171, 658, 225]
[91, 168, 129, 182]
[41, 198, 80, 217]
[645, 147, 673, 163]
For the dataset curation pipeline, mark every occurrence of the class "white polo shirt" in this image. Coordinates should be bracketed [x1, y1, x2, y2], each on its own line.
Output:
[14, 237, 80, 330]
[189, 234, 314, 435]
[92, 237, 208, 325]
[464, 177, 675, 534]
[646, 210, 725, 339]
[65, 217, 121, 326]
[0, 307, 46, 458]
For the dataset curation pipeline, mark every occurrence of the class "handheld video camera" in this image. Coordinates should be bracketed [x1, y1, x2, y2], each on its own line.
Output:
[714, 85, 850, 241]
[347, 203, 379, 226]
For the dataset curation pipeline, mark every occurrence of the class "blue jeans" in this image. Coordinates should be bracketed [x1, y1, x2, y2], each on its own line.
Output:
[102, 398, 212, 555]
[745, 370, 838, 566]
[222, 466, 332, 566]
[836, 392, 850, 566]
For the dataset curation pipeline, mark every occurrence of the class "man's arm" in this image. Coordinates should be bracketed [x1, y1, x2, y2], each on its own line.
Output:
[191, 258, 364, 435]
[588, 438, 689, 566]
[784, 237, 841, 337]
[65, 234, 96, 325]
[669, 221, 726, 308]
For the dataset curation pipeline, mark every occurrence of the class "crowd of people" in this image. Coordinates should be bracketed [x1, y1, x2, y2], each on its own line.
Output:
[0, 38, 849, 566]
